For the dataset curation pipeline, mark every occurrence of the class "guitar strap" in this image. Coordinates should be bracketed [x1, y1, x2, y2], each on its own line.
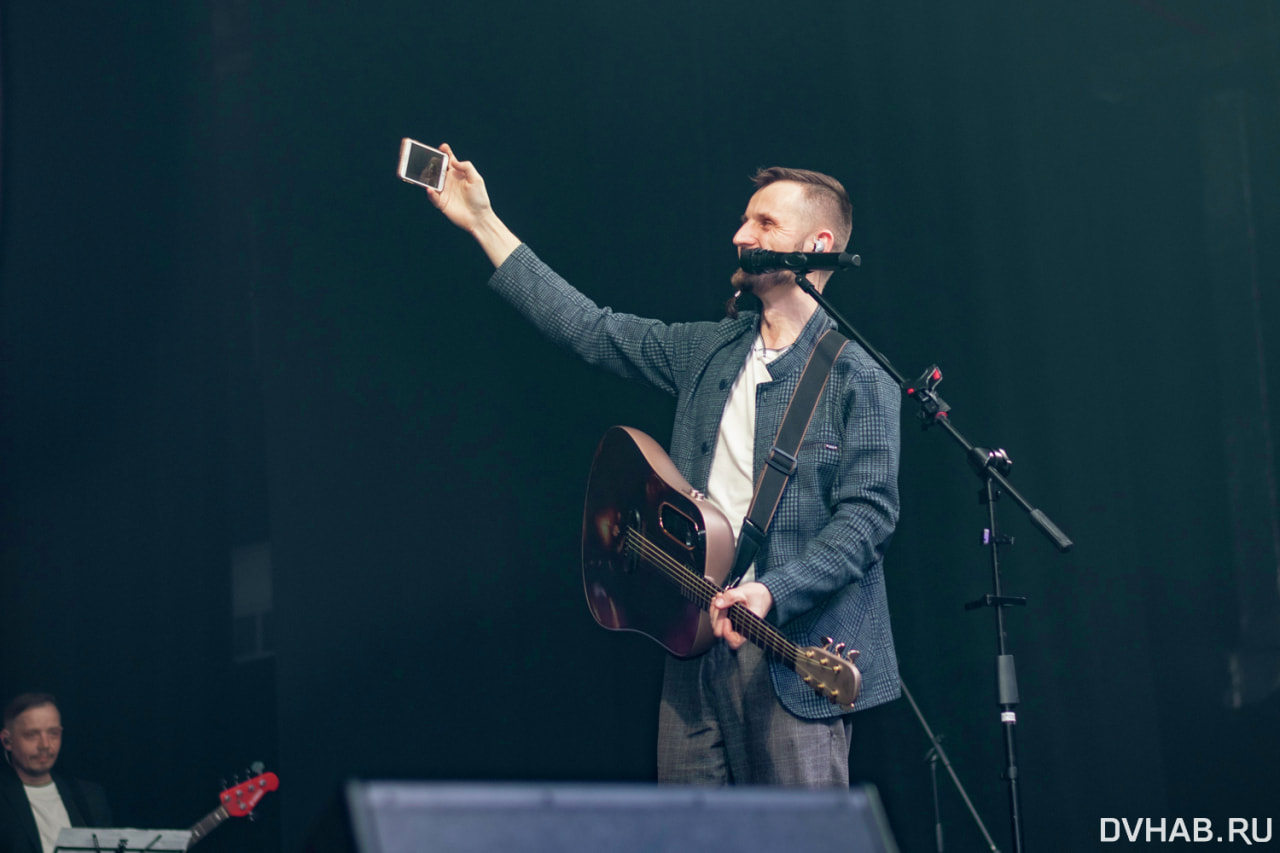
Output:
[727, 328, 849, 586]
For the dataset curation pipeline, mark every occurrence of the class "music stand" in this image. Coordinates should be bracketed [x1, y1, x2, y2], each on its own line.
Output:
[54, 828, 193, 853]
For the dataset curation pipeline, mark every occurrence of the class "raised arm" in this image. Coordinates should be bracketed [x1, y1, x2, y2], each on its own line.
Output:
[424, 142, 713, 396]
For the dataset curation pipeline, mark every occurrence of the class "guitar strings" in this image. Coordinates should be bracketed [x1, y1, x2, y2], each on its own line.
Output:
[620, 526, 858, 705]
[610, 524, 856, 705]
[622, 527, 803, 664]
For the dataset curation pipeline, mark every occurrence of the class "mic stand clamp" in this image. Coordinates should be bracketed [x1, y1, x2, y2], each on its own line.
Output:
[907, 364, 951, 426]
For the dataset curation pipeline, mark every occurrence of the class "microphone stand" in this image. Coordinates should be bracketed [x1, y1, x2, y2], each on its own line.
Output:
[789, 267, 1073, 853]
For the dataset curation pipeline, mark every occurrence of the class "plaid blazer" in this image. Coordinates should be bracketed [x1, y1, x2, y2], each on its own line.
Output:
[491, 245, 901, 718]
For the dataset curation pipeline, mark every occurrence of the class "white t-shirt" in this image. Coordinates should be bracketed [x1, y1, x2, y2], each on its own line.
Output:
[24, 781, 71, 853]
[705, 335, 790, 583]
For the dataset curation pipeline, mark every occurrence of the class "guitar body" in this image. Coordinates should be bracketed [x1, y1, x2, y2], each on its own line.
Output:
[582, 426, 735, 658]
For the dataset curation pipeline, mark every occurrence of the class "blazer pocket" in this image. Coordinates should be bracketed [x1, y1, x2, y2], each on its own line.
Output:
[799, 440, 842, 499]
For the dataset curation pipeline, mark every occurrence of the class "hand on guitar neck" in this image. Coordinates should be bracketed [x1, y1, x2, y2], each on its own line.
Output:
[711, 583, 774, 650]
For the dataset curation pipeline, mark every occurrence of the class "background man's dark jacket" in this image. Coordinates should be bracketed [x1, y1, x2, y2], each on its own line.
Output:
[0, 768, 112, 853]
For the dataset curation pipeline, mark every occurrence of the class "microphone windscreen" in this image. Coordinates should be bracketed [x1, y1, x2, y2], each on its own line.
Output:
[738, 249, 778, 274]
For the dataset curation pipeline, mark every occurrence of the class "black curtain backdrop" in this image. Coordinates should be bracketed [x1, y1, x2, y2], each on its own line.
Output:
[2, 2, 1277, 852]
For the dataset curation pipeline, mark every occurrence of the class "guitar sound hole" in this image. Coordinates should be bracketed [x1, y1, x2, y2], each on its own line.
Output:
[659, 503, 699, 550]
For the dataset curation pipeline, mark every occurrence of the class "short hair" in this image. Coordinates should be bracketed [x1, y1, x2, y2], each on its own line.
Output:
[3, 693, 58, 728]
[750, 166, 853, 252]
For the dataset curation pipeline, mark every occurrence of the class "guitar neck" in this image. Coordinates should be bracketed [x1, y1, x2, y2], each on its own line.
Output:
[188, 805, 230, 848]
[694, 583, 805, 668]
[625, 529, 805, 669]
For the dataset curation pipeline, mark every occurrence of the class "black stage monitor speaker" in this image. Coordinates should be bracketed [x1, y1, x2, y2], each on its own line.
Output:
[311, 781, 899, 853]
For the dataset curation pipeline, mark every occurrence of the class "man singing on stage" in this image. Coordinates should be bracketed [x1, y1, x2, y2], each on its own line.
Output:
[426, 145, 901, 785]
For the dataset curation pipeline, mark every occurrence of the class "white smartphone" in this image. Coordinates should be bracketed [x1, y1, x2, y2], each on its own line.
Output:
[397, 138, 448, 191]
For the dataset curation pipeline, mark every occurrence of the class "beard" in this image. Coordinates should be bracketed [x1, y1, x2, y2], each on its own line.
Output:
[730, 267, 793, 295]
[726, 267, 794, 318]
[11, 750, 57, 778]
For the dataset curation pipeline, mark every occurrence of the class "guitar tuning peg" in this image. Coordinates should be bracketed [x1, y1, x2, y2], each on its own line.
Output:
[220, 778, 228, 790]
[248, 811, 257, 823]
[821, 636, 834, 649]
[834, 642, 846, 655]
[847, 649, 861, 662]
[250, 761, 265, 775]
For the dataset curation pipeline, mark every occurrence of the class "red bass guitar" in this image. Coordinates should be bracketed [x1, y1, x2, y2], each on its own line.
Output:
[187, 771, 279, 848]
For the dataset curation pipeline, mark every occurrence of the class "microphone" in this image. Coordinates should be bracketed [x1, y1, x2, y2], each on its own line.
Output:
[739, 248, 861, 274]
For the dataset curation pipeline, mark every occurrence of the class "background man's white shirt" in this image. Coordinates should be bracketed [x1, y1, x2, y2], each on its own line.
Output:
[24, 782, 70, 853]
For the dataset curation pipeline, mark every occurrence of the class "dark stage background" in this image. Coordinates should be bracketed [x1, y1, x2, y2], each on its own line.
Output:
[3, 2, 1278, 851]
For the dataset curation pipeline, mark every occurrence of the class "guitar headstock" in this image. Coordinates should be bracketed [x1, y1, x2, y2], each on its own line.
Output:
[795, 639, 862, 710]
[219, 771, 279, 818]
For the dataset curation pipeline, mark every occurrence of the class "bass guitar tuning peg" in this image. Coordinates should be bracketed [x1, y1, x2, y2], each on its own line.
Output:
[821, 636, 834, 650]
[834, 642, 846, 655]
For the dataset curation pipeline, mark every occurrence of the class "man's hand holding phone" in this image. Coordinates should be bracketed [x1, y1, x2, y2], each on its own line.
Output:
[408, 141, 520, 269]
[422, 144, 489, 231]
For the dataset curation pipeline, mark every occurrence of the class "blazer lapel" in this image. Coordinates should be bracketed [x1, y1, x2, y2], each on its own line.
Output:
[0, 770, 43, 853]
[53, 773, 88, 826]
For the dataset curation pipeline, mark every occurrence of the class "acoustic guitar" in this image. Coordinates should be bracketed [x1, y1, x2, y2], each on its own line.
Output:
[582, 426, 861, 710]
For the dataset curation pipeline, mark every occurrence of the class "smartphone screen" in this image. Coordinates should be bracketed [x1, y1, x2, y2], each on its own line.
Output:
[398, 139, 448, 191]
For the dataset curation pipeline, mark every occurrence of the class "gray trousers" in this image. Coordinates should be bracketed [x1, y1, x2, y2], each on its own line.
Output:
[657, 642, 853, 786]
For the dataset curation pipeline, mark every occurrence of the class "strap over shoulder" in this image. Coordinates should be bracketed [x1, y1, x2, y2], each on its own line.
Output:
[727, 329, 849, 585]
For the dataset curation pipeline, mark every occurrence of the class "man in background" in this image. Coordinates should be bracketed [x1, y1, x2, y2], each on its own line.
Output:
[0, 694, 112, 853]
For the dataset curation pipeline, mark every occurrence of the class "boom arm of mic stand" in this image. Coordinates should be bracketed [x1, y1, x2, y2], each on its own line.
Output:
[792, 271, 1073, 552]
